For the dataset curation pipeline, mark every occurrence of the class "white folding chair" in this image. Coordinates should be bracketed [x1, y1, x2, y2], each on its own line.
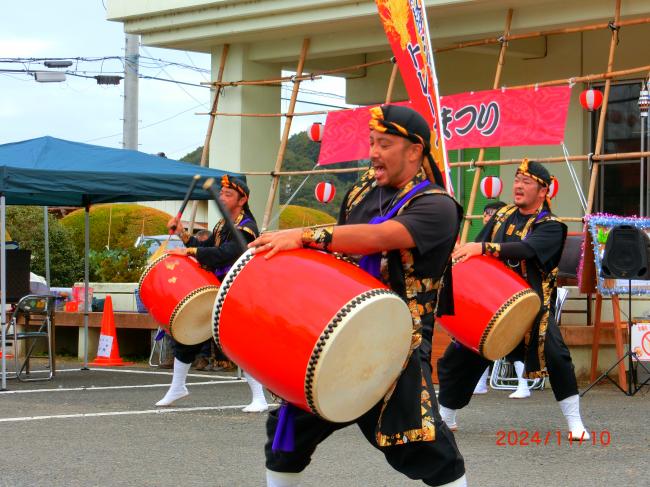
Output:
[490, 287, 568, 390]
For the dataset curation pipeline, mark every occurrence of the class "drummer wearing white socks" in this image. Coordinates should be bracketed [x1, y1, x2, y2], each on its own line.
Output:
[252, 105, 466, 487]
[157, 175, 268, 413]
[437, 160, 589, 441]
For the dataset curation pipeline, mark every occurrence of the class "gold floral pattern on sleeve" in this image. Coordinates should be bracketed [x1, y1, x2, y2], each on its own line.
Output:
[483, 242, 501, 257]
[301, 226, 334, 251]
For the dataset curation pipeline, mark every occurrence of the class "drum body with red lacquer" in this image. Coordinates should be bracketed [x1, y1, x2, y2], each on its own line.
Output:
[139, 254, 220, 345]
[213, 248, 413, 423]
[437, 255, 541, 360]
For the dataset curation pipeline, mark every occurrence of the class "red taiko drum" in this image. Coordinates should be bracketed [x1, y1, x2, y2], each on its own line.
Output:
[212, 248, 413, 423]
[139, 254, 220, 345]
[437, 255, 540, 360]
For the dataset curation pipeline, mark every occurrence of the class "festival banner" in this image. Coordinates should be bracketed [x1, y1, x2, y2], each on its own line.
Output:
[317, 86, 571, 165]
[374, 0, 452, 192]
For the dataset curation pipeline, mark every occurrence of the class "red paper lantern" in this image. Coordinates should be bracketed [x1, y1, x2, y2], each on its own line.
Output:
[480, 176, 503, 199]
[579, 89, 603, 111]
[548, 178, 559, 199]
[315, 181, 336, 203]
[309, 122, 324, 142]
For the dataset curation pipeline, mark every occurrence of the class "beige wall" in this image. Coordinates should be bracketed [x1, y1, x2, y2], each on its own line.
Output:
[347, 23, 650, 232]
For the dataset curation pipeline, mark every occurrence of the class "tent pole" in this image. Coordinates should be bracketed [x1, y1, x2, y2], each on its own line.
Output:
[82, 203, 90, 370]
[1, 194, 6, 390]
[44, 206, 50, 286]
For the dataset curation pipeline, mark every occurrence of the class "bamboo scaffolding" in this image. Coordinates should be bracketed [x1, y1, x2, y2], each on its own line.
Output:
[196, 110, 327, 117]
[261, 38, 310, 231]
[384, 61, 399, 104]
[240, 151, 650, 177]
[460, 8, 513, 244]
[587, 0, 622, 218]
[434, 16, 650, 54]
[512, 64, 650, 90]
[187, 44, 230, 233]
[203, 58, 391, 88]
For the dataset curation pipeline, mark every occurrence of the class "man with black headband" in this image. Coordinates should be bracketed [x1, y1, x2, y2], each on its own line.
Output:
[156, 175, 268, 413]
[437, 159, 589, 440]
[251, 105, 466, 487]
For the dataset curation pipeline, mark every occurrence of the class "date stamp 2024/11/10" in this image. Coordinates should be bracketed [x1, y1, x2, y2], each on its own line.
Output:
[495, 430, 611, 447]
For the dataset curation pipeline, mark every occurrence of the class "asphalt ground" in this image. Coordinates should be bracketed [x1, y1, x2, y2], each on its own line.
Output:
[0, 359, 648, 487]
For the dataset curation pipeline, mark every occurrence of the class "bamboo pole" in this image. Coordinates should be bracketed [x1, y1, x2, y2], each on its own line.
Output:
[586, 0, 622, 215]
[196, 110, 327, 117]
[203, 58, 391, 88]
[512, 64, 650, 90]
[384, 61, 399, 104]
[188, 44, 230, 233]
[434, 16, 650, 54]
[460, 8, 513, 244]
[240, 151, 650, 177]
[261, 38, 310, 231]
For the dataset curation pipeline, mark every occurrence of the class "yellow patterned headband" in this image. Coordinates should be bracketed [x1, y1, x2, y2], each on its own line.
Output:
[369, 106, 427, 151]
[516, 158, 550, 188]
[221, 175, 249, 198]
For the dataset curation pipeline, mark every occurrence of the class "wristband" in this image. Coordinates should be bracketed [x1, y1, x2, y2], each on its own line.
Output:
[301, 226, 334, 251]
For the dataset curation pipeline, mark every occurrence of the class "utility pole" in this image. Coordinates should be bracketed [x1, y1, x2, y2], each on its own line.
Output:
[123, 33, 139, 150]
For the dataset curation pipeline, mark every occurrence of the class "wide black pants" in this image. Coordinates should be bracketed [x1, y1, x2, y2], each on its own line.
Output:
[172, 339, 210, 364]
[264, 322, 465, 486]
[437, 316, 579, 409]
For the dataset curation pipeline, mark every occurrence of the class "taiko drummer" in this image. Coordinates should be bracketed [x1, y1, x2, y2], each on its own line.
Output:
[158, 175, 268, 413]
[437, 160, 590, 441]
[251, 105, 467, 487]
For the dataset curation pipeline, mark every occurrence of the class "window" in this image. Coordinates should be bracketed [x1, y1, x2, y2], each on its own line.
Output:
[594, 81, 647, 216]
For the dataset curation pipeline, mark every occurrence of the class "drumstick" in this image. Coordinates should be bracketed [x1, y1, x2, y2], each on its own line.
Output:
[148, 175, 201, 264]
[169, 174, 202, 234]
[203, 177, 248, 253]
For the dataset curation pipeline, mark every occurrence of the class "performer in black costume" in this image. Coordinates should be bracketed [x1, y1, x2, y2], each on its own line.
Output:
[437, 160, 589, 440]
[156, 175, 268, 413]
[251, 105, 466, 487]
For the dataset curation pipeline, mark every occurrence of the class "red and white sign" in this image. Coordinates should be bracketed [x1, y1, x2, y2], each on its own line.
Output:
[632, 323, 650, 361]
[317, 86, 571, 166]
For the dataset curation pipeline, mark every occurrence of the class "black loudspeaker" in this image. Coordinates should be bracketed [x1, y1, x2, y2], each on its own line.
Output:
[2, 249, 32, 303]
[601, 225, 650, 279]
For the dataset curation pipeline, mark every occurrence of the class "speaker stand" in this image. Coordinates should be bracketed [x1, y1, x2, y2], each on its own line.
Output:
[581, 280, 650, 397]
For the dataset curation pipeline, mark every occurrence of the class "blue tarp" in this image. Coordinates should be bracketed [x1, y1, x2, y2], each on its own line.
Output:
[0, 136, 240, 206]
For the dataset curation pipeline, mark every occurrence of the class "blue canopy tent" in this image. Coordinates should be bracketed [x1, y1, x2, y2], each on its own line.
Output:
[0, 136, 242, 388]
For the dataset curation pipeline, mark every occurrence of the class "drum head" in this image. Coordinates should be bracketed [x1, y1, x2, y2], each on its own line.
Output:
[481, 289, 540, 360]
[171, 286, 220, 345]
[308, 290, 412, 423]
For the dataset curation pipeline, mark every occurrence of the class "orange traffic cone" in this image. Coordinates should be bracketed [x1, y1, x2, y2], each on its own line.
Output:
[89, 295, 133, 366]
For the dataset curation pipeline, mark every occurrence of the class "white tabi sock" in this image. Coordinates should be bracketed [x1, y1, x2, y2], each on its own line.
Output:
[439, 405, 458, 431]
[242, 371, 269, 412]
[509, 361, 531, 399]
[266, 469, 302, 487]
[559, 394, 590, 441]
[155, 358, 190, 406]
[439, 474, 468, 487]
[473, 367, 489, 394]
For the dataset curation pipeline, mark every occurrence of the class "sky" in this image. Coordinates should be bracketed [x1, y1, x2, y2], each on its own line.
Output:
[1, 0, 350, 160]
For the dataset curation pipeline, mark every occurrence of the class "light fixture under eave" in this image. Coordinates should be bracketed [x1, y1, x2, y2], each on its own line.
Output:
[33, 71, 66, 83]
[95, 75, 122, 85]
[44, 60, 73, 68]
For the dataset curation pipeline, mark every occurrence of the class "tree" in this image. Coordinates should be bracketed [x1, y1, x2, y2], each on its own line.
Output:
[280, 131, 366, 218]
[6, 206, 83, 287]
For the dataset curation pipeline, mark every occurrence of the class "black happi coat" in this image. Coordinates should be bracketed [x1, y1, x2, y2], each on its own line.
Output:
[476, 203, 567, 377]
[339, 168, 462, 445]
